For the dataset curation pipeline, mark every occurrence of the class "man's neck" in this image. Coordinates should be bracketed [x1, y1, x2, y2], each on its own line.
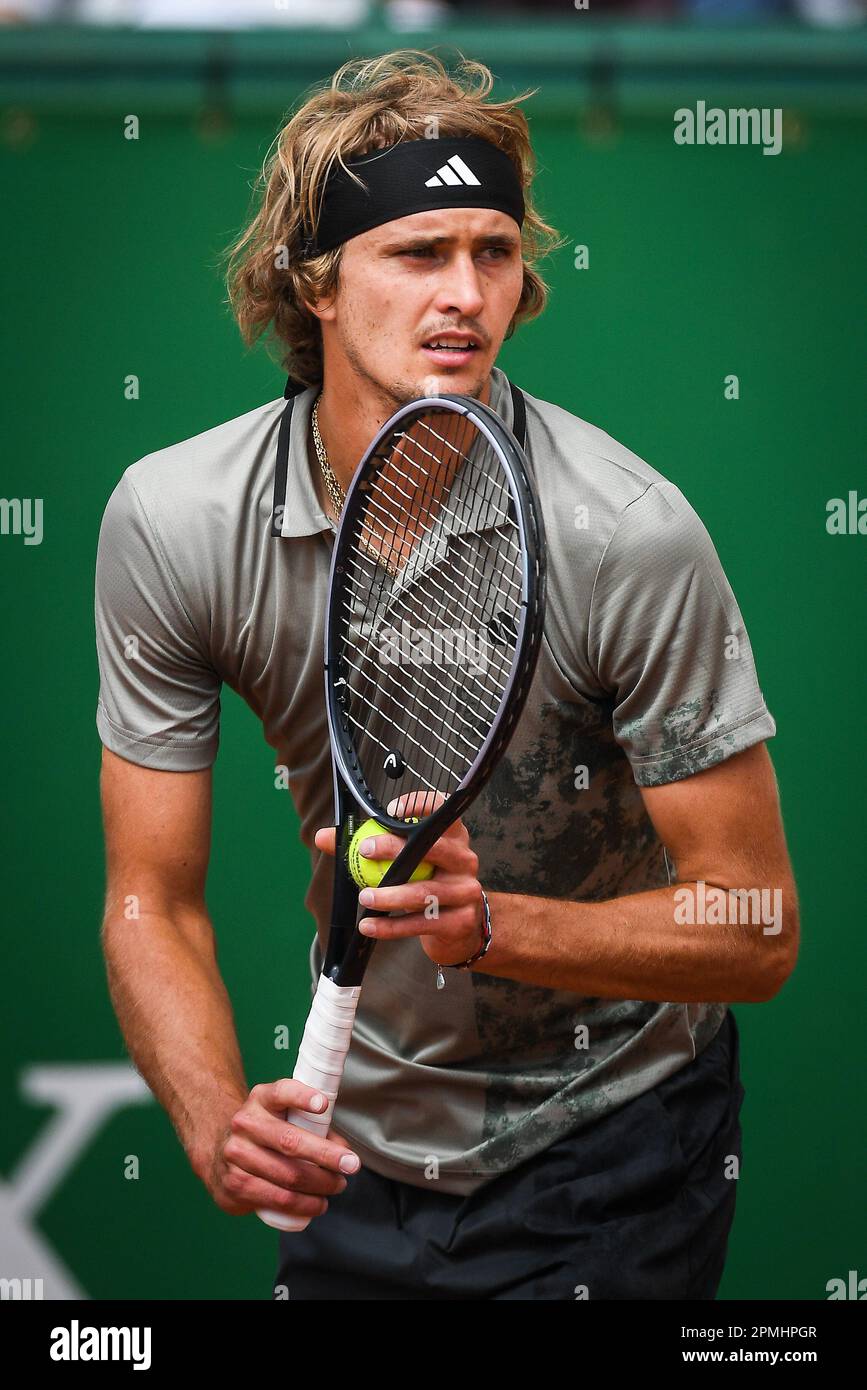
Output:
[311, 371, 493, 508]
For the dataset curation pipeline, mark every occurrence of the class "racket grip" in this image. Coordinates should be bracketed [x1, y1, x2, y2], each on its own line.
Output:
[257, 973, 362, 1234]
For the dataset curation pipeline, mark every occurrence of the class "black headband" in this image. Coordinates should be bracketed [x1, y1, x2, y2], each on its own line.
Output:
[299, 136, 525, 259]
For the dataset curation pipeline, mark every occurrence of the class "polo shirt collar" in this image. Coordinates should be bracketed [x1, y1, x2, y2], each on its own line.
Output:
[272, 366, 514, 541]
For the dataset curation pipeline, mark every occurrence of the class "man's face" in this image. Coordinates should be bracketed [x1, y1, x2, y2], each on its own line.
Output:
[314, 208, 525, 406]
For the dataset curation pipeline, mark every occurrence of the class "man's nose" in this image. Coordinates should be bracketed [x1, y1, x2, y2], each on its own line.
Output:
[432, 254, 486, 319]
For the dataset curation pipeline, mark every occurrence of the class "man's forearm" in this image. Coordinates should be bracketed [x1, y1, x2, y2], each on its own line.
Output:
[477, 881, 795, 1002]
[102, 909, 249, 1177]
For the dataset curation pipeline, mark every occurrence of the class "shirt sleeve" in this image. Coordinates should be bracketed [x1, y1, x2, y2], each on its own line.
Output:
[587, 481, 776, 786]
[94, 468, 221, 770]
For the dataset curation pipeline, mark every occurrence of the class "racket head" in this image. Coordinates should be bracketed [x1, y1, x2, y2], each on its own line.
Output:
[324, 392, 547, 858]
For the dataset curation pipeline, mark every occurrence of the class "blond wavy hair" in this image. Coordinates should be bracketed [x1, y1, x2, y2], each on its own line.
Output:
[223, 49, 565, 389]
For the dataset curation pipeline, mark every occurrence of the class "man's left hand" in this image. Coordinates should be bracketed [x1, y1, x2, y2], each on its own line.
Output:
[313, 800, 485, 967]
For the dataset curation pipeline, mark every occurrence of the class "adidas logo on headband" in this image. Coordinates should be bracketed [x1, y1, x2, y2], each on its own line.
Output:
[424, 154, 482, 188]
[300, 140, 523, 257]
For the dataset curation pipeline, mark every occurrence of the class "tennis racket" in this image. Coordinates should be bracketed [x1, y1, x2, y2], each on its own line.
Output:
[258, 391, 546, 1231]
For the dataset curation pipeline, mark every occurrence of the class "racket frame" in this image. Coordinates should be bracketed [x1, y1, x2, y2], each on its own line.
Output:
[322, 393, 546, 985]
[256, 392, 546, 1232]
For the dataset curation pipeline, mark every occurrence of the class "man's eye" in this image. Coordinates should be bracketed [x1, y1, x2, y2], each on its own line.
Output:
[401, 247, 510, 260]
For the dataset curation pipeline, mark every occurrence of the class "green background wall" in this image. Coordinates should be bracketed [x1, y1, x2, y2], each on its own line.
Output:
[1, 20, 864, 1300]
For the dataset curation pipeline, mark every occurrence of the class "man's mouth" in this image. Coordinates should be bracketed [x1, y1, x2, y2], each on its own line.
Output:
[421, 335, 481, 363]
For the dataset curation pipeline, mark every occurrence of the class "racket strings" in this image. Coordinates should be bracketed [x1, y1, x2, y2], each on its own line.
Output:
[341, 544, 519, 695]
[338, 643, 488, 757]
[338, 598, 502, 728]
[400, 418, 521, 662]
[361, 430, 516, 686]
[381, 414, 521, 758]
[337, 642, 489, 756]
[344, 421, 519, 801]
[353, 422, 467, 576]
[348, 437, 516, 729]
[337, 409, 525, 813]
[361, 414, 519, 680]
[358, 432, 518, 588]
[360, 468, 523, 631]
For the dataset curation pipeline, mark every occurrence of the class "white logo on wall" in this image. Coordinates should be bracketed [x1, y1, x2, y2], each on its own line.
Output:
[0, 1065, 151, 1300]
[425, 155, 481, 187]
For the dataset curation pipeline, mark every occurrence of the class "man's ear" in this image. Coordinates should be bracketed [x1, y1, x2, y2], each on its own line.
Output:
[308, 294, 337, 323]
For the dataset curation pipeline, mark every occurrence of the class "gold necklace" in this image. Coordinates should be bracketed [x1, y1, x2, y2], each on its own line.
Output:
[313, 392, 409, 577]
[311, 393, 345, 518]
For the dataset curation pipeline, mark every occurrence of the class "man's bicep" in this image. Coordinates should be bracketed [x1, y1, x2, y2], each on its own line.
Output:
[639, 743, 796, 892]
[100, 748, 213, 918]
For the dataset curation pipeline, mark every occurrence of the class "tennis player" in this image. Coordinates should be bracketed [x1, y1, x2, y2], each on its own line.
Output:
[95, 50, 799, 1300]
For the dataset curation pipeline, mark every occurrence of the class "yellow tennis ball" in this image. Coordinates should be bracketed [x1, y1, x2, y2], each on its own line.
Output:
[347, 817, 434, 890]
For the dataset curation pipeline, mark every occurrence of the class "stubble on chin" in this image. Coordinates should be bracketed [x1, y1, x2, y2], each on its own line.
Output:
[412, 368, 489, 404]
[343, 334, 489, 411]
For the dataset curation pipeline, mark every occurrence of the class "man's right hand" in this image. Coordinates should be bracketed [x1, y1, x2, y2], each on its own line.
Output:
[203, 1080, 362, 1221]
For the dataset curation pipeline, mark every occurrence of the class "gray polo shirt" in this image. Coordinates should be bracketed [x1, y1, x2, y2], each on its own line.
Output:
[95, 364, 775, 1195]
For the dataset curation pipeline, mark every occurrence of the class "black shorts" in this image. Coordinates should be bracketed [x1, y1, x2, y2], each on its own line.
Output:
[273, 1007, 745, 1301]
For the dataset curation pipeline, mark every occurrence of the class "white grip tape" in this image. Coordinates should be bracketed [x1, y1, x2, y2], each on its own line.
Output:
[257, 974, 362, 1234]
